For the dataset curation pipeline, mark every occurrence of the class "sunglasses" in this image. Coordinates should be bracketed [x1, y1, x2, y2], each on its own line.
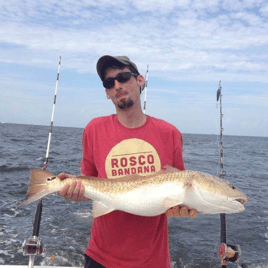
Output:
[103, 72, 138, 89]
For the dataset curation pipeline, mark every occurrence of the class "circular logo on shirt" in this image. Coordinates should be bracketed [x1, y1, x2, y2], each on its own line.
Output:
[105, 138, 161, 179]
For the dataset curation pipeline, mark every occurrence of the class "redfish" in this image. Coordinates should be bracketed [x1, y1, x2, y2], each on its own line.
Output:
[21, 166, 248, 218]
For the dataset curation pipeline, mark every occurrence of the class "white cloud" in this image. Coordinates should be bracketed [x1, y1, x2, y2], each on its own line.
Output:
[231, 11, 264, 25]
[1, 11, 268, 82]
[0, 0, 268, 135]
[259, 3, 268, 16]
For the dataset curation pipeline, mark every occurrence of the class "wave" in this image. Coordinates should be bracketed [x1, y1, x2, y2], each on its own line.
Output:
[240, 261, 268, 268]
[0, 165, 29, 172]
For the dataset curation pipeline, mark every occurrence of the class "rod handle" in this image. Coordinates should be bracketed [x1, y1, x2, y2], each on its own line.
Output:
[32, 200, 43, 237]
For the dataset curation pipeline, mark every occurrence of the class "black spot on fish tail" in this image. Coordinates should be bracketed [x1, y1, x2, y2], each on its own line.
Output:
[47, 176, 56, 181]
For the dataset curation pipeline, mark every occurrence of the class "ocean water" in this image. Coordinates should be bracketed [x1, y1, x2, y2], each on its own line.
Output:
[0, 123, 267, 268]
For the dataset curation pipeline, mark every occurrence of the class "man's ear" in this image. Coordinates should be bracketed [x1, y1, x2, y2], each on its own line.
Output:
[137, 75, 145, 87]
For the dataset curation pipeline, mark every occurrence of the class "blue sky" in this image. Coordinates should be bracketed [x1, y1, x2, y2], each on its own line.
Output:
[0, 0, 267, 136]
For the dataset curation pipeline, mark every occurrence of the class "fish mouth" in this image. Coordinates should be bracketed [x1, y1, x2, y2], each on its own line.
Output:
[234, 197, 248, 205]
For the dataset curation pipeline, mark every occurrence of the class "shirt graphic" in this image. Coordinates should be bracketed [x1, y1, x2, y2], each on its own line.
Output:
[105, 138, 161, 179]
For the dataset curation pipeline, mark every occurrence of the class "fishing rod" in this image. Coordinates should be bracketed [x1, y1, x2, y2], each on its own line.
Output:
[141, 65, 149, 114]
[22, 56, 61, 268]
[216, 81, 241, 267]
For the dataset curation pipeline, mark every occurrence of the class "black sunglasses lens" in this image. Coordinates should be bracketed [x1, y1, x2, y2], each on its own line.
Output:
[117, 72, 132, 83]
[103, 78, 114, 89]
[103, 72, 133, 89]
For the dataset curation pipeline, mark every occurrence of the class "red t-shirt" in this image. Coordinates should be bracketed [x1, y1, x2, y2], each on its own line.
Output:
[81, 115, 185, 268]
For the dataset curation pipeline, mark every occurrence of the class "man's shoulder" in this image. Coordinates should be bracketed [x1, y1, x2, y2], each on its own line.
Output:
[84, 115, 114, 129]
[148, 116, 181, 133]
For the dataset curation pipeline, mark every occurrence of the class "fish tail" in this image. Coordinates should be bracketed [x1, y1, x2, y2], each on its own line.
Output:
[21, 169, 58, 206]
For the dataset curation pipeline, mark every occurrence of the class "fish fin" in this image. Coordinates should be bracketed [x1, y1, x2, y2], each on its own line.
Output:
[92, 200, 115, 218]
[21, 190, 55, 206]
[162, 197, 183, 208]
[21, 169, 58, 206]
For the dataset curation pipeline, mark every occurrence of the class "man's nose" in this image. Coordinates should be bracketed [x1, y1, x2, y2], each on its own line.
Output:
[114, 79, 123, 91]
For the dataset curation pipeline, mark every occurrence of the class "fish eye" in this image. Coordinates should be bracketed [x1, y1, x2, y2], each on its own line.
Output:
[228, 182, 236, 190]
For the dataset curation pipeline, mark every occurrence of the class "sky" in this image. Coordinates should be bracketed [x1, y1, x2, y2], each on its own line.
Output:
[0, 0, 268, 136]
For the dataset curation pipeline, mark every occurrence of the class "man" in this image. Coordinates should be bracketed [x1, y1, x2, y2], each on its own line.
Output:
[59, 55, 197, 268]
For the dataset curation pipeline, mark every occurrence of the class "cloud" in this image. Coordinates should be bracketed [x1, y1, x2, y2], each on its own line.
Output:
[1, 8, 268, 81]
[0, 0, 268, 135]
[259, 3, 268, 15]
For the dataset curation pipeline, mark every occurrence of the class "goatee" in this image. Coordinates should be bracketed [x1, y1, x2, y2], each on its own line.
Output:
[118, 98, 134, 110]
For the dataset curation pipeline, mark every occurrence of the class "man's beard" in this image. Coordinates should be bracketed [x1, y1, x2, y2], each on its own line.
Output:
[118, 98, 134, 110]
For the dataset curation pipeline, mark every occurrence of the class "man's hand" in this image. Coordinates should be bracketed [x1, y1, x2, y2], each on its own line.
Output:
[58, 173, 88, 202]
[166, 205, 198, 218]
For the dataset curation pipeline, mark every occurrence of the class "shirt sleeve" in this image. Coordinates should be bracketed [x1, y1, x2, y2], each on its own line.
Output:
[80, 126, 98, 176]
[166, 129, 186, 217]
[173, 129, 185, 171]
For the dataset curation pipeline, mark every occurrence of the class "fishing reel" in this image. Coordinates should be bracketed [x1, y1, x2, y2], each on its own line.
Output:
[218, 243, 241, 264]
[22, 236, 44, 256]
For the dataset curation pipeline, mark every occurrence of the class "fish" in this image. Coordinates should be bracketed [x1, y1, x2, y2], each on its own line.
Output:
[21, 166, 248, 218]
